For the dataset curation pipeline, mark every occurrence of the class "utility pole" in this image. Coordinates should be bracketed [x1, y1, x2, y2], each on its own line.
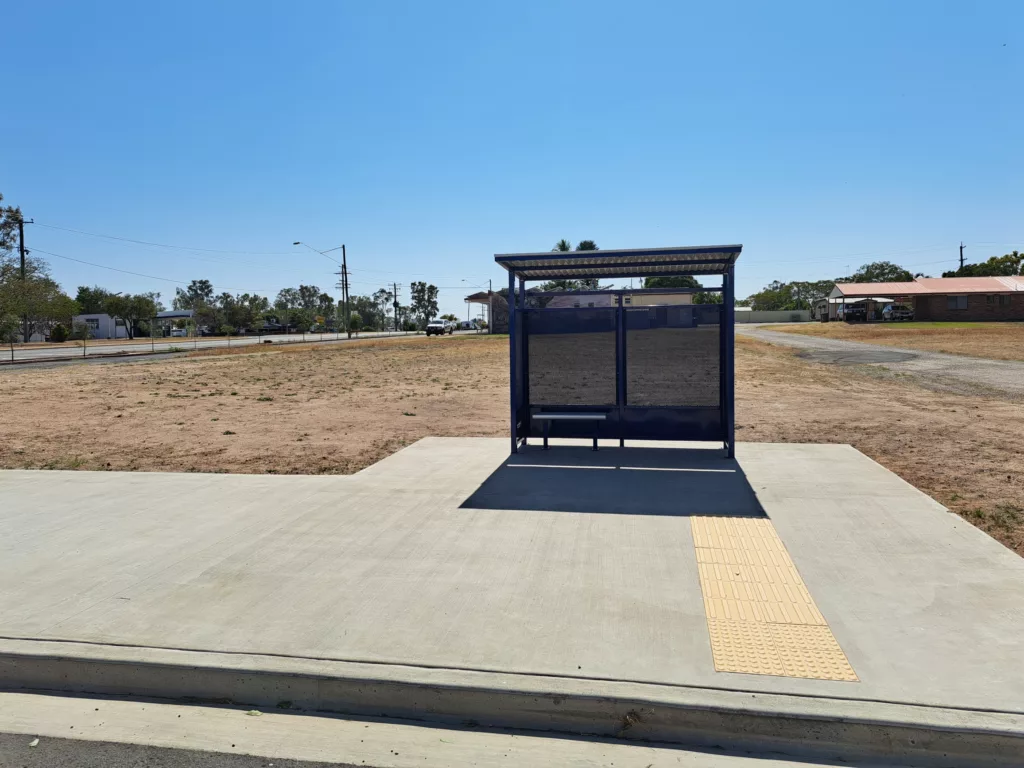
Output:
[960, 242, 965, 271]
[18, 217, 33, 343]
[341, 245, 351, 339]
[393, 282, 399, 333]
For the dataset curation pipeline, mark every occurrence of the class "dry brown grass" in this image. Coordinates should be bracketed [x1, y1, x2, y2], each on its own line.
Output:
[767, 321, 1024, 361]
[1, 333, 1021, 554]
[0, 336, 505, 476]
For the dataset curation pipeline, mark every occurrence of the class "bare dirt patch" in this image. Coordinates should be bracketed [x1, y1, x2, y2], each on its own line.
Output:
[0, 336, 505, 476]
[1, 333, 1021, 554]
[767, 321, 1024, 362]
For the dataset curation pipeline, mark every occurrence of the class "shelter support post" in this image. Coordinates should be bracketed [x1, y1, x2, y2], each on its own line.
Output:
[508, 271, 518, 453]
[517, 279, 527, 446]
[724, 265, 736, 458]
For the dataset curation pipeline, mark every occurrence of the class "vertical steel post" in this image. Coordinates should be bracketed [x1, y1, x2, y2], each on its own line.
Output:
[616, 291, 625, 447]
[520, 276, 528, 444]
[724, 265, 736, 458]
[508, 271, 518, 454]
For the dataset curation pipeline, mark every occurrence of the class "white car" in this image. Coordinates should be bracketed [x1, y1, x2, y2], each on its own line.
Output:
[170, 328, 187, 338]
[425, 320, 454, 336]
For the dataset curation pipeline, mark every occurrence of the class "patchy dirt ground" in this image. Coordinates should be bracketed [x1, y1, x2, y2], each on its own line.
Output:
[1, 333, 1021, 554]
[0, 336, 506, 476]
[768, 321, 1024, 362]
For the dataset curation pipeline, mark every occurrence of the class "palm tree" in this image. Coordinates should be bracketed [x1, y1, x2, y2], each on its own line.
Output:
[552, 239, 573, 252]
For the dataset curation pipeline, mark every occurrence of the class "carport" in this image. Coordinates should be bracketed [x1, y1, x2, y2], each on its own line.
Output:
[495, 245, 742, 456]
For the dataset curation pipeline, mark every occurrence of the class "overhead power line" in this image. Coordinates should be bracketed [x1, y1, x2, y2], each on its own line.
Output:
[33, 222, 295, 256]
[29, 247, 278, 294]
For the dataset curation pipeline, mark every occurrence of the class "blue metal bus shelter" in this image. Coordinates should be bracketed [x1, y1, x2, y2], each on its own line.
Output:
[495, 244, 741, 457]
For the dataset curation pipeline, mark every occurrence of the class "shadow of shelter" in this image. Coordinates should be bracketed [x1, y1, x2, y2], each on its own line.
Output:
[460, 445, 765, 517]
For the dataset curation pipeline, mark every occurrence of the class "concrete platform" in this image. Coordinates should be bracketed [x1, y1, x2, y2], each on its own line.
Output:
[1, 438, 1023, 765]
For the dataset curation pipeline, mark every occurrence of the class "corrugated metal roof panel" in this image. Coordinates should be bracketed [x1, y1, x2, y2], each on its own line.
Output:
[494, 245, 741, 279]
[833, 282, 926, 297]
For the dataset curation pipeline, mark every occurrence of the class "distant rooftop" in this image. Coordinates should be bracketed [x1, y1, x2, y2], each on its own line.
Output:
[156, 309, 195, 319]
[833, 276, 1024, 299]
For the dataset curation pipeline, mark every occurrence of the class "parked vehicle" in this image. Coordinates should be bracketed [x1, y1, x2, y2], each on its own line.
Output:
[170, 327, 187, 338]
[837, 304, 867, 322]
[459, 319, 479, 331]
[882, 303, 914, 321]
[426, 319, 454, 336]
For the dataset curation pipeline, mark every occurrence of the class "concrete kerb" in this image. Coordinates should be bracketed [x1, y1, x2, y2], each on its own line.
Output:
[2, 639, 1022, 768]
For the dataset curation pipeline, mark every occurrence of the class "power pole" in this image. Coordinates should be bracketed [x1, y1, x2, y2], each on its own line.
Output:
[393, 282, 399, 332]
[341, 244, 351, 339]
[959, 242, 965, 271]
[18, 217, 32, 343]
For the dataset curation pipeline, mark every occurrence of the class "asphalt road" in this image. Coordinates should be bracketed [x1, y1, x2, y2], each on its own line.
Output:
[739, 325, 1024, 400]
[1, 331, 414, 363]
[0, 733, 356, 768]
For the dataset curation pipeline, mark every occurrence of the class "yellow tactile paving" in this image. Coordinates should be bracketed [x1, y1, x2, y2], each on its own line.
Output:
[692, 516, 858, 682]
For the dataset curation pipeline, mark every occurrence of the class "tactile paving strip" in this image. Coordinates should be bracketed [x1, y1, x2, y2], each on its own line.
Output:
[692, 517, 857, 682]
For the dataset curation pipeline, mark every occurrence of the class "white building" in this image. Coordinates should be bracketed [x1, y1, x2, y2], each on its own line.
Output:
[72, 314, 128, 340]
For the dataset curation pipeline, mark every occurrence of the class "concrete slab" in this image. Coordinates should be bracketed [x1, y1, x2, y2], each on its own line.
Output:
[1, 438, 1023, 765]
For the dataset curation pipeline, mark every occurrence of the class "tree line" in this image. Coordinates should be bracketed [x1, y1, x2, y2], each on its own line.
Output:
[168, 279, 441, 334]
[739, 254, 1022, 310]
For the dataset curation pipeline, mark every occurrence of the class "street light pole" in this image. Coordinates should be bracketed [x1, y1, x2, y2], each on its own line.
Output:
[292, 240, 347, 336]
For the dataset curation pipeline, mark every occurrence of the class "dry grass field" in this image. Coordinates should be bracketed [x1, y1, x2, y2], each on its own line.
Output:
[768, 321, 1024, 361]
[1, 333, 1021, 554]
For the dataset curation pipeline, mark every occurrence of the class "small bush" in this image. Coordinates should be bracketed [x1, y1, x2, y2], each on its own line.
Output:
[49, 324, 69, 343]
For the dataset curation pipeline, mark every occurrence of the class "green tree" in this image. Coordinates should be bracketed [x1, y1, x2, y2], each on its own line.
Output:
[237, 293, 270, 330]
[409, 282, 440, 329]
[74, 285, 114, 314]
[289, 307, 314, 332]
[0, 313, 19, 358]
[105, 292, 160, 339]
[850, 261, 913, 283]
[316, 292, 335, 322]
[642, 276, 700, 290]
[21, 281, 79, 339]
[441, 313, 458, 322]
[298, 284, 322, 312]
[173, 279, 214, 309]
[349, 311, 362, 333]
[0, 193, 24, 258]
[942, 250, 1022, 277]
[539, 239, 607, 291]
[275, 287, 301, 310]
[372, 288, 394, 330]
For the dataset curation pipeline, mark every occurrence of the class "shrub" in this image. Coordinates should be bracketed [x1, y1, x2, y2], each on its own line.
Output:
[49, 324, 69, 343]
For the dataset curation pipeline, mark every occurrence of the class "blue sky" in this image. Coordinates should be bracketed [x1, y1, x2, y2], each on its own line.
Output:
[4, 0, 1022, 315]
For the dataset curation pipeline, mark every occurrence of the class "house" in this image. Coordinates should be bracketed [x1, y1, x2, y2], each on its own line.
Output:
[545, 292, 693, 309]
[72, 313, 128, 340]
[829, 277, 1024, 321]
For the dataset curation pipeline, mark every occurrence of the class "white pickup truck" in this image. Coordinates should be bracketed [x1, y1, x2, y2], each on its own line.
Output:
[425, 320, 454, 336]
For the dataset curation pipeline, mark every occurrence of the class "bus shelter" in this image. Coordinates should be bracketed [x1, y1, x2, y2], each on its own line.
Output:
[495, 245, 741, 457]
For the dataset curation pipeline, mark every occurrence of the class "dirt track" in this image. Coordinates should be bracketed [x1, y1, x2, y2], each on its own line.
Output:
[740, 326, 1024, 400]
[1, 333, 1021, 554]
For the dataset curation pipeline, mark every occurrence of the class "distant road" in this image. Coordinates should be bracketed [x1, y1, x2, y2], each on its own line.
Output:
[1, 331, 430, 364]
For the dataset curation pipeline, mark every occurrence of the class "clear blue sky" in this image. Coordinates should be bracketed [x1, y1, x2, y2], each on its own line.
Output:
[4, 0, 1022, 315]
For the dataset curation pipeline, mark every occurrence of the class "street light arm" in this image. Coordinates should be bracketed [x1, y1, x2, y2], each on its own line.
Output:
[292, 241, 342, 265]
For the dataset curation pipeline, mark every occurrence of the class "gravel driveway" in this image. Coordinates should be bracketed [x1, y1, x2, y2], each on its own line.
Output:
[738, 326, 1024, 400]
